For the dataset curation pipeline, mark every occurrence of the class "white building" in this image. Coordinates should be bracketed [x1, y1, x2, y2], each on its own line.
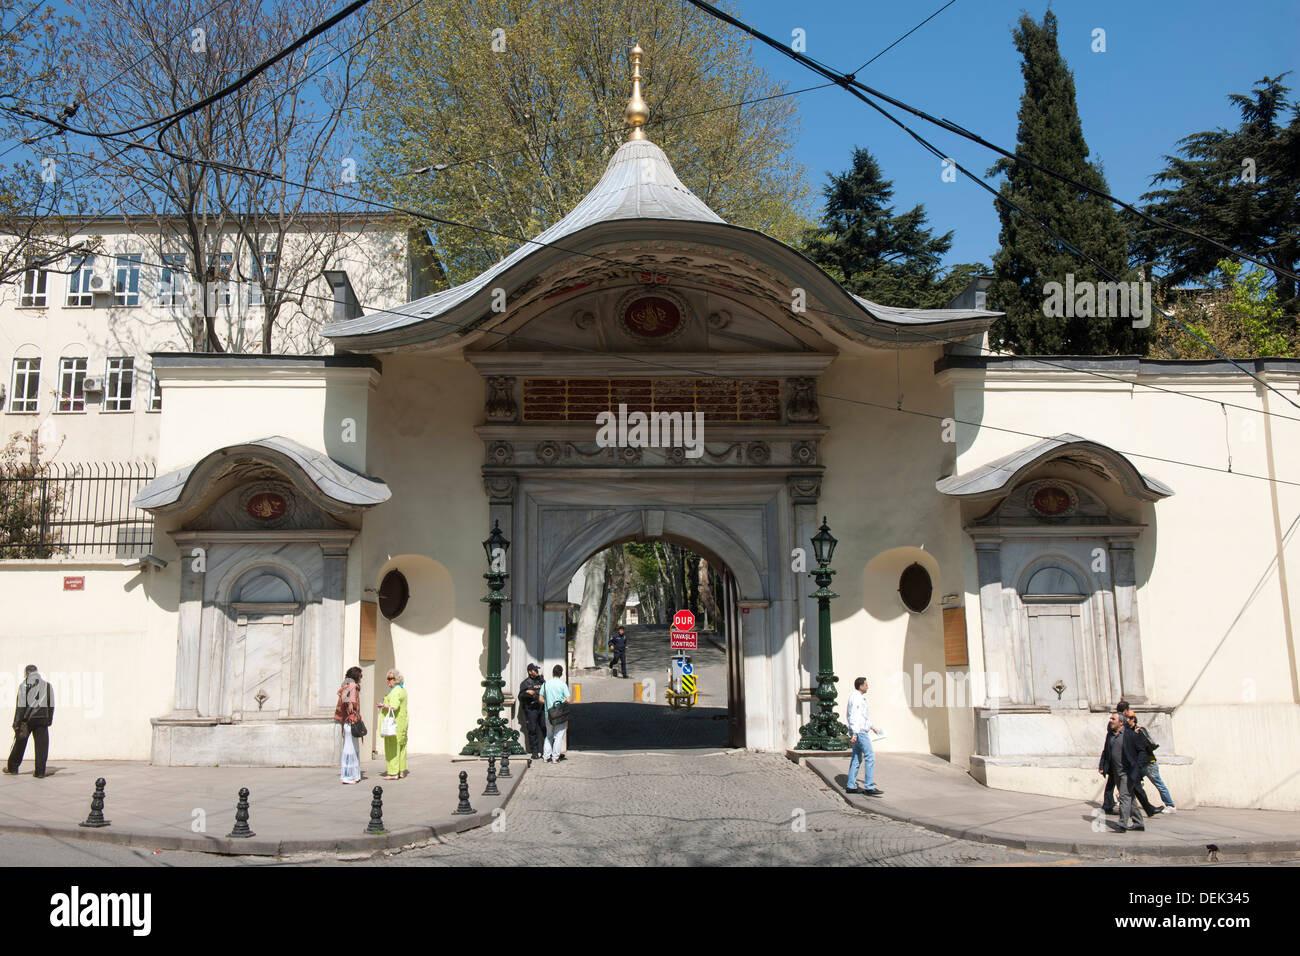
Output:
[1, 61, 1296, 813]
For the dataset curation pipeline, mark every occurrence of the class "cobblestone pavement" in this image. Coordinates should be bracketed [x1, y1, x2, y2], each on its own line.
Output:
[355, 749, 1066, 866]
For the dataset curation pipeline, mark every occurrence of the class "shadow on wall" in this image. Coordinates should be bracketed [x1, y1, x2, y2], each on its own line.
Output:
[862, 546, 951, 759]
[373, 554, 455, 700]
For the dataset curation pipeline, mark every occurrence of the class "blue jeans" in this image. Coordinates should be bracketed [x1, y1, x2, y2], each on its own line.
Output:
[847, 732, 875, 790]
[1143, 761, 1175, 807]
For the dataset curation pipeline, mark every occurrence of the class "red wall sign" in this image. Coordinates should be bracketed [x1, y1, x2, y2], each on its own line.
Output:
[63, 576, 85, 591]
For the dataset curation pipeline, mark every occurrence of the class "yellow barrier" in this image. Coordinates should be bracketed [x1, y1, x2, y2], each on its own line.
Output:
[634, 682, 643, 702]
[572, 683, 582, 703]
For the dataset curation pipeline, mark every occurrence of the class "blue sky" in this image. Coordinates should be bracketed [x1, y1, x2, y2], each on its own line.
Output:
[732, 0, 1298, 269]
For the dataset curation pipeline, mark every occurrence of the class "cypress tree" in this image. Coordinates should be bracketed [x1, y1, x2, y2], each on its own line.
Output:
[989, 11, 1147, 354]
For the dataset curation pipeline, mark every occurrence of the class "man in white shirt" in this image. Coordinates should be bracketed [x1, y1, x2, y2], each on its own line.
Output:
[845, 677, 883, 796]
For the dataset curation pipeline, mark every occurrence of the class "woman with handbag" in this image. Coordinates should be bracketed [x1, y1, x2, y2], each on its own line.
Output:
[541, 664, 570, 763]
[334, 666, 366, 784]
[378, 669, 409, 780]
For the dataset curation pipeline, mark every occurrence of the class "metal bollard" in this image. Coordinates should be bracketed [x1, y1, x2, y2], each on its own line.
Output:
[78, 777, 111, 828]
[366, 785, 386, 834]
[228, 787, 255, 838]
[454, 770, 476, 815]
[483, 756, 500, 796]
[498, 751, 511, 778]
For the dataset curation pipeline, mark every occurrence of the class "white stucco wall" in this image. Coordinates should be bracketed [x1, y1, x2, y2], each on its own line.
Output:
[945, 362, 1300, 809]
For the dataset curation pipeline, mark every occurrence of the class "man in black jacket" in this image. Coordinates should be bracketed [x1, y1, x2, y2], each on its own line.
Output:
[5, 665, 54, 778]
[1099, 711, 1153, 832]
[517, 664, 546, 759]
[608, 626, 628, 679]
[1100, 701, 1161, 817]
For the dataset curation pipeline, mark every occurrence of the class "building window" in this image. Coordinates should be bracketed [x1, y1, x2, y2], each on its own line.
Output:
[19, 268, 48, 307]
[898, 563, 933, 613]
[159, 252, 188, 306]
[206, 252, 234, 306]
[149, 369, 163, 411]
[66, 255, 95, 307]
[9, 358, 40, 413]
[114, 253, 142, 306]
[247, 251, 276, 307]
[104, 356, 134, 411]
[57, 356, 88, 412]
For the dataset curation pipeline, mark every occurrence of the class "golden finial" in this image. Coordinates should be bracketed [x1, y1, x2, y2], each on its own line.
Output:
[624, 43, 649, 141]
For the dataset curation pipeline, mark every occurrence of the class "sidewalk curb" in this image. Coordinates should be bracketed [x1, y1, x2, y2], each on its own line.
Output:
[799, 758, 1300, 863]
[0, 763, 528, 858]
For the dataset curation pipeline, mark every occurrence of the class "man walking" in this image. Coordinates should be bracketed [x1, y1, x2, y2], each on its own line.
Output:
[608, 625, 628, 679]
[845, 677, 883, 796]
[1128, 709, 1177, 813]
[1100, 712, 1144, 832]
[4, 665, 53, 778]
[542, 664, 570, 763]
[1100, 701, 1161, 817]
[518, 663, 546, 759]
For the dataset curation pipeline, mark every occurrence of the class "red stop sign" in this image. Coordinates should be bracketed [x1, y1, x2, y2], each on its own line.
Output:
[673, 609, 695, 631]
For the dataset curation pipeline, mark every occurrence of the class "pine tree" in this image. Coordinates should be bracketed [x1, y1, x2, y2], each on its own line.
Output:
[801, 147, 983, 308]
[988, 11, 1147, 354]
[1137, 75, 1300, 315]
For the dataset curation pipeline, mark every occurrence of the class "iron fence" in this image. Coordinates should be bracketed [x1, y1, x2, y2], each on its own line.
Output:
[0, 461, 156, 559]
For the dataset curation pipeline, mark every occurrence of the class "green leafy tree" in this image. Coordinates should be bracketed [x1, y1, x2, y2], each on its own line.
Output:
[0, 433, 64, 558]
[1152, 260, 1299, 359]
[800, 146, 984, 308]
[1137, 75, 1300, 315]
[988, 11, 1146, 355]
[359, 0, 811, 286]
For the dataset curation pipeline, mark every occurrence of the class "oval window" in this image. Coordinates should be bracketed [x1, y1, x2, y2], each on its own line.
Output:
[377, 569, 409, 620]
[898, 563, 933, 613]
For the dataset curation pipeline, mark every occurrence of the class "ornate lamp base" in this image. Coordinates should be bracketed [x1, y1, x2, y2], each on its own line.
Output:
[795, 708, 851, 751]
[460, 715, 525, 757]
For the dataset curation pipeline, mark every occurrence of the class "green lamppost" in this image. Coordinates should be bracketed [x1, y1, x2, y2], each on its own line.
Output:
[796, 516, 851, 751]
[461, 520, 524, 757]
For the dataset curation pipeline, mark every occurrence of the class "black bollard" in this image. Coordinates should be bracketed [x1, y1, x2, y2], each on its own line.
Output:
[366, 785, 386, 834]
[483, 756, 500, 796]
[78, 777, 111, 828]
[227, 787, 255, 838]
[453, 770, 475, 815]
[498, 751, 511, 779]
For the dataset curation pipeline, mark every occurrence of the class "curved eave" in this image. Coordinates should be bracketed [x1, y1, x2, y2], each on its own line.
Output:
[324, 218, 1000, 354]
[132, 437, 392, 516]
[935, 433, 1174, 502]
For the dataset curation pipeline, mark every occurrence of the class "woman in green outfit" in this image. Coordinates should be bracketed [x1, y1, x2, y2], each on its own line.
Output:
[378, 669, 409, 779]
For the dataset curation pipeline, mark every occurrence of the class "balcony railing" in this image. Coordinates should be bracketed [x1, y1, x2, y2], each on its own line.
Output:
[0, 461, 156, 559]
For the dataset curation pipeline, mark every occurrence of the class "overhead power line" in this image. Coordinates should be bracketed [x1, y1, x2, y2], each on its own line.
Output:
[13, 101, 1300, 431]
[105, 242, 1300, 491]
[677, 0, 1300, 410]
[680, 0, 1299, 287]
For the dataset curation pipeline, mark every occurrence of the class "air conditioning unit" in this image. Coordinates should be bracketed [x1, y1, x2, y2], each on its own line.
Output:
[82, 376, 103, 393]
[88, 273, 112, 295]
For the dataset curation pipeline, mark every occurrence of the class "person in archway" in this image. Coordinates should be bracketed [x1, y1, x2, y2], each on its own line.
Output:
[518, 663, 546, 759]
[845, 677, 883, 797]
[609, 625, 628, 679]
[542, 664, 570, 762]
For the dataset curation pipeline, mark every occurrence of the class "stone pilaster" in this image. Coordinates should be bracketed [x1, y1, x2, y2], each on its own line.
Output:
[1108, 538, 1147, 704]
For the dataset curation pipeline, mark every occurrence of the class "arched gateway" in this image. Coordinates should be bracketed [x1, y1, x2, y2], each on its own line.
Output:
[315, 47, 998, 755]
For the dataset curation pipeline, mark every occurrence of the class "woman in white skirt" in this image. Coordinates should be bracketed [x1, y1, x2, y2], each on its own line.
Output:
[335, 666, 364, 784]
